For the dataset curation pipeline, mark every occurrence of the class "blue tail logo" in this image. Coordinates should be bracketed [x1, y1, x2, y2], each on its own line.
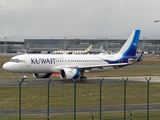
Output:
[118, 30, 141, 57]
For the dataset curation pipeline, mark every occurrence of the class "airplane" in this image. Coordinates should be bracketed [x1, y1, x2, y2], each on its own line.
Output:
[92, 46, 108, 54]
[51, 45, 92, 54]
[3, 30, 143, 81]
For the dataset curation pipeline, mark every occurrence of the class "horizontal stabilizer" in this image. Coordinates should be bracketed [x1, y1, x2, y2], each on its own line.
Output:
[136, 51, 144, 62]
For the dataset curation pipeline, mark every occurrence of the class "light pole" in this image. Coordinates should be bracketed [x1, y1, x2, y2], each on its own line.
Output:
[4, 37, 7, 53]
[155, 20, 160, 53]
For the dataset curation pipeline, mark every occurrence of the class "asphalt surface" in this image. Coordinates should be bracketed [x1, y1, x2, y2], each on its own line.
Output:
[0, 77, 147, 87]
[1, 75, 160, 87]
[1, 104, 160, 115]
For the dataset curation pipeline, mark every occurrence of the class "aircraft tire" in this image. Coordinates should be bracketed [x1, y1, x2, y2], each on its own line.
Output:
[79, 76, 87, 82]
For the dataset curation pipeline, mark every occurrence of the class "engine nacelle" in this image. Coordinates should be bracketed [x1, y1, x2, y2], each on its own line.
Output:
[33, 73, 52, 78]
[60, 68, 79, 80]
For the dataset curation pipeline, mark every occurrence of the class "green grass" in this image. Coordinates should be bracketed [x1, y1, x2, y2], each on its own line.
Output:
[1, 84, 160, 109]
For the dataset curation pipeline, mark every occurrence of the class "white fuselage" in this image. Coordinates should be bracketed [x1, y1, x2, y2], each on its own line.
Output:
[3, 53, 122, 73]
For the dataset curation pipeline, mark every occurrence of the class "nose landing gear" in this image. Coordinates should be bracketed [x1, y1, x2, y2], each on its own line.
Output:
[22, 73, 26, 82]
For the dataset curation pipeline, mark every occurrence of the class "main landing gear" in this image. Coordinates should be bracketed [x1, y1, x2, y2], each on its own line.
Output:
[79, 76, 87, 82]
[78, 70, 87, 82]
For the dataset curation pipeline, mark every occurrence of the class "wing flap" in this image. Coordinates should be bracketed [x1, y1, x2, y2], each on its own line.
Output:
[59, 63, 128, 71]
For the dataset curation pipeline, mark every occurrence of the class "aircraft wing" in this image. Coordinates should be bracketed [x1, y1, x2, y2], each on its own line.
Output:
[136, 51, 144, 62]
[78, 63, 128, 70]
[59, 63, 128, 72]
[77, 51, 144, 71]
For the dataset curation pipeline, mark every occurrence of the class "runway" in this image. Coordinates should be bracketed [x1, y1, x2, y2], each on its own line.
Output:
[1, 104, 160, 115]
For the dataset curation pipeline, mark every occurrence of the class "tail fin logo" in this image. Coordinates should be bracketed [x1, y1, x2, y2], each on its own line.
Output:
[117, 30, 141, 57]
[133, 43, 137, 46]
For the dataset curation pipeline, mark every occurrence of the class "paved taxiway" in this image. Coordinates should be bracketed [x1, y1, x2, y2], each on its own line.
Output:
[0, 76, 160, 87]
[0, 77, 148, 87]
[1, 104, 160, 115]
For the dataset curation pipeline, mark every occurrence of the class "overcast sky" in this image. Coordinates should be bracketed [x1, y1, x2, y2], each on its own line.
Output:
[0, 0, 160, 40]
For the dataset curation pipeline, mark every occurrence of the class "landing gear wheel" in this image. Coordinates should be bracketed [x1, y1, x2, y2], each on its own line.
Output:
[22, 73, 26, 82]
[83, 77, 87, 82]
[79, 76, 87, 82]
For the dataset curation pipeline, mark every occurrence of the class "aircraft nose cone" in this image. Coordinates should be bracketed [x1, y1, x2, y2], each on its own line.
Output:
[2, 63, 8, 70]
[2, 62, 12, 71]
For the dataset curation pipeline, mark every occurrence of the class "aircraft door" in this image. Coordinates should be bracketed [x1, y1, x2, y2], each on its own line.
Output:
[25, 56, 31, 67]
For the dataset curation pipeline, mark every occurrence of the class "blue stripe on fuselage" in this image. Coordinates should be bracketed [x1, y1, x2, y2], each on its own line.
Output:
[104, 56, 138, 64]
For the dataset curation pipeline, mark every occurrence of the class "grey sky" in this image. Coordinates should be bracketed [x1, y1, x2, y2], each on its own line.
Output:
[0, 0, 160, 39]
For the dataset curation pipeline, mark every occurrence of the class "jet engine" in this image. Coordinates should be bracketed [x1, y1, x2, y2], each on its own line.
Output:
[60, 68, 79, 80]
[33, 73, 52, 78]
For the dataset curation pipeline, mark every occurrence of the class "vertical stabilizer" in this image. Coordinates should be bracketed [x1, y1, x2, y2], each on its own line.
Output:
[117, 30, 141, 56]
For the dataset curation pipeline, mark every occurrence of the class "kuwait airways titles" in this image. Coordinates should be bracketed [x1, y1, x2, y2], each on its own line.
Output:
[31, 58, 55, 64]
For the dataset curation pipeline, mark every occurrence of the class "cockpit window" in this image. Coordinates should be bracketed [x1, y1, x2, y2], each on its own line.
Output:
[10, 59, 20, 63]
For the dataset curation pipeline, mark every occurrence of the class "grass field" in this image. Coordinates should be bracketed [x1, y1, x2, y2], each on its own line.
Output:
[1, 84, 160, 109]
[1, 84, 160, 120]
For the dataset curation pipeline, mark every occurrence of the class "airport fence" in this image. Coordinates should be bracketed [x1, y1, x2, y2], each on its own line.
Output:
[1, 77, 160, 120]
